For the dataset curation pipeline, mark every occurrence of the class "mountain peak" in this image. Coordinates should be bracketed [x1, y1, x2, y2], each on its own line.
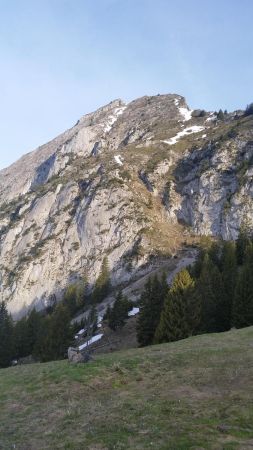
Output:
[0, 93, 253, 318]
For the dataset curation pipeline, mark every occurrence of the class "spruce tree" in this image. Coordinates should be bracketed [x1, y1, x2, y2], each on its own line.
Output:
[187, 285, 202, 336]
[92, 257, 111, 303]
[137, 277, 154, 346]
[197, 254, 225, 333]
[217, 109, 224, 120]
[26, 308, 43, 355]
[63, 284, 78, 316]
[232, 247, 253, 328]
[13, 317, 30, 359]
[221, 241, 237, 330]
[154, 269, 194, 343]
[236, 224, 252, 265]
[208, 241, 222, 270]
[108, 291, 132, 331]
[137, 274, 167, 347]
[33, 315, 51, 361]
[104, 304, 112, 321]
[0, 301, 14, 368]
[88, 304, 98, 333]
[43, 303, 72, 361]
[76, 276, 89, 309]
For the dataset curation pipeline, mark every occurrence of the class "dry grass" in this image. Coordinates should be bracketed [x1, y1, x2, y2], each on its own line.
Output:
[0, 327, 253, 449]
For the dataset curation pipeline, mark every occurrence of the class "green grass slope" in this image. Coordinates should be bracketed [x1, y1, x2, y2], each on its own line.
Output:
[1, 328, 253, 450]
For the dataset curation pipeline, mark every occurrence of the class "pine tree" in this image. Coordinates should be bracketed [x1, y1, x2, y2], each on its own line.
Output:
[208, 241, 222, 270]
[245, 103, 253, 116]
[26, 308, 43, 355]
[187, 286, 202, 336]
[92, 257, 111, 303]
[236, 224, 252, 265]
[43, 303, 72, 361]
[154, 269, 195, 343]
[88, 304, 98, 333]
[220, 241, 237, 330]
[108, 291, 132, 331]
[217, 109, 224, 120]
[63, 284, 78, 315]
[197, 254, 225, 333]
[151, 274, 168, 337]
[232, 247, 253, 328]
[137, 277, 154, 346]
[13, 317, 30, 359]
[76, 276, 89, 309]
[0, 301, 14, 368]
[137, 274, 167, 347]
[103, 304, 112, 321]
[33, 315, 51, 361]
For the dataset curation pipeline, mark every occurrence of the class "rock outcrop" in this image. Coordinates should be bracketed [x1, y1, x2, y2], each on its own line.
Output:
[0, 94, 252, 317]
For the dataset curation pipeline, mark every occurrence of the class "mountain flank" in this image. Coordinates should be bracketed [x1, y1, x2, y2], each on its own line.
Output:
[0, 94, 253, 317]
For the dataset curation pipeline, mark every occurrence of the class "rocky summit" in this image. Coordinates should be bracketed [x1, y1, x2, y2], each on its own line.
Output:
[0, 94, 253, 317]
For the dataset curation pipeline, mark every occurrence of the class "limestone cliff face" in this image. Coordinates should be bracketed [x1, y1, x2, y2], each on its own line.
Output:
[0, 94, 252, 317]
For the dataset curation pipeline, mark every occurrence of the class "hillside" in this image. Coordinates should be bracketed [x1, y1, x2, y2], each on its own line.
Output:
[1, 94, 253, 318]
[0, 327, 253, 450]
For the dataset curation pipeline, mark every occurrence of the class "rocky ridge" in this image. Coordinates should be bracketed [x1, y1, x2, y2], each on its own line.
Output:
[0, 94, 253, 317]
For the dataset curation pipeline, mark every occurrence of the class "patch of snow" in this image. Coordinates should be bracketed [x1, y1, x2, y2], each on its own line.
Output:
[78, 333, 103, 351]
[128, 307, 140, 317]
[77, 328, 85, 335]
[75, 328, 86, 339]
[114, 155, 124, 165]
[162, 125, 205, 146]
[97, 316, 103, 328]
[205, 113, 216, 122]
[179, 107, 192, 122]
[173, 97, 192, 121]
[202, 134, 207, 138]
[104, 106, 127, 133]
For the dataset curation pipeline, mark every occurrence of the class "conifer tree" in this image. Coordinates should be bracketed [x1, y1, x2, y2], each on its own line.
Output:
[26, 308, 43, 355]
[236, 224, 252, 265]
[92, 257, 111, 303]
[108, 291, 132, 331]
[88, 304, 98, 333]
[43, 303, 72, 361]
[187, 285, 202, 336]
[76, 276, 89, 309]
[154, 269, 195, 343]
[208, 241, 222, 270]
[104, 304, 112, 321]
[217, 109, 224, 120]
[137, 277, 154, 346]
[232, 246, 253, 328]
[137, 274, 167, 347]
[221, 241, 237, 330]
[63, 284, 78, 316]
[0, 301, 14, 368]
[13, 317, 30, 359]
[33, 315, 51, 361]
[197, 254, 225, 332]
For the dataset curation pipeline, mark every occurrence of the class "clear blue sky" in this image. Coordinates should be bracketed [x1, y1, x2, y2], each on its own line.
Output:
[0, 0, 252, 169]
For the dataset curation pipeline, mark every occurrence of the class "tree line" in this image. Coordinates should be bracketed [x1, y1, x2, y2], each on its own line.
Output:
[137, 228, 253, 346]
[2, 229, 253, 368]
[0, 257, 111, 368]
